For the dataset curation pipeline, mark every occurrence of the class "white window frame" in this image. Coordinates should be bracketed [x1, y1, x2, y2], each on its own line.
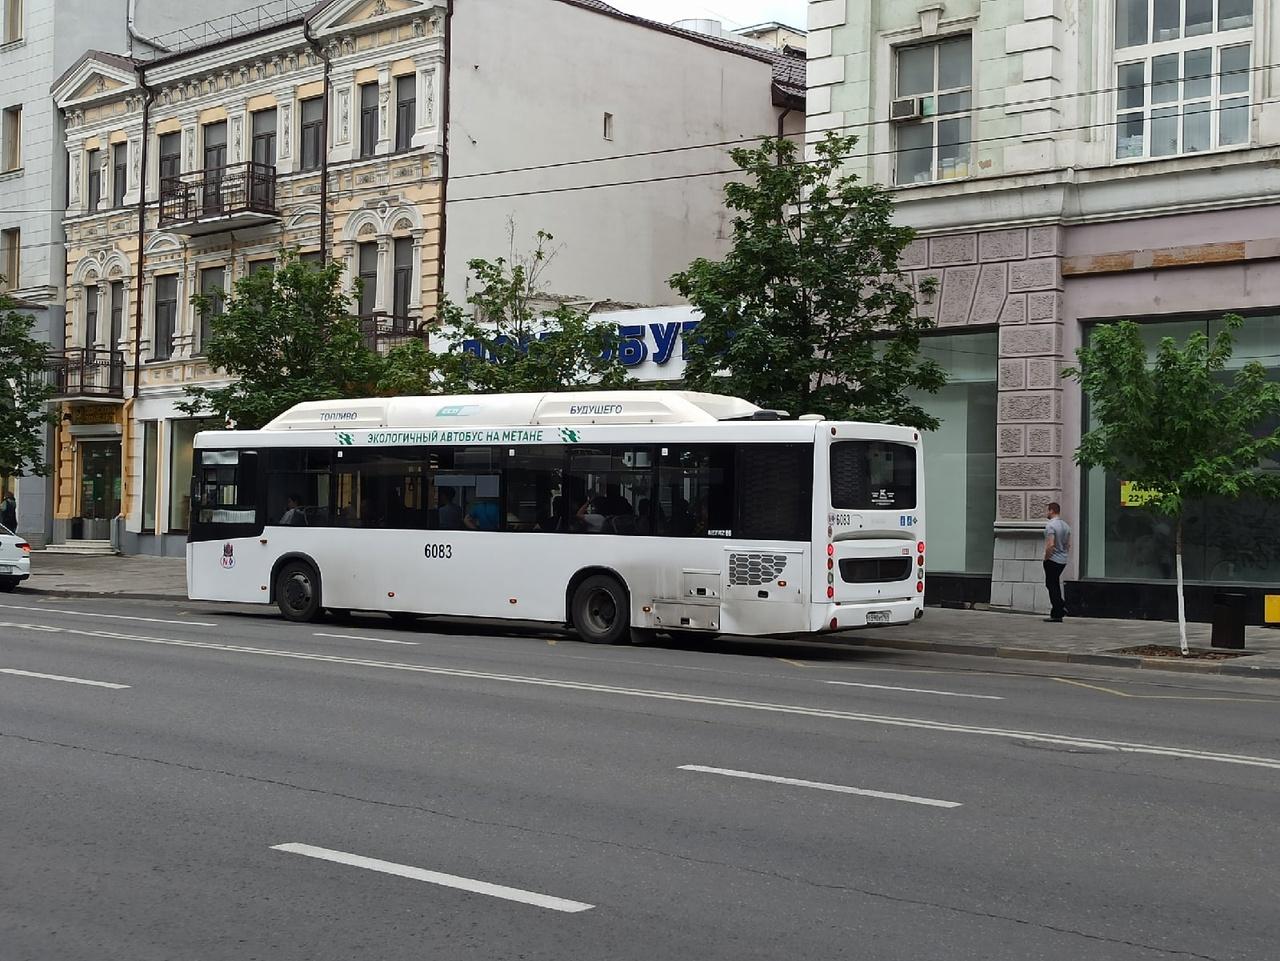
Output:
[1112, 0, 1255, 161]
[891, 33, 973, 186]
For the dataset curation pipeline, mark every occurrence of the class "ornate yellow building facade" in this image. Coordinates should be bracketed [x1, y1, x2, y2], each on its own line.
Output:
[50, 0, 446, 554]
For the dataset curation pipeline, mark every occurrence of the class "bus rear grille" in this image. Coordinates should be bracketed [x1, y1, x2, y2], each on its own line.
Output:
[728, 553, 789, 586]
[839, 557, 913, 584]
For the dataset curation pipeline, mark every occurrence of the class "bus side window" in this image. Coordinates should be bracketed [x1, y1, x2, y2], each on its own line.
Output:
[656, 446, 733, 537]
[190, 449, 262, 540]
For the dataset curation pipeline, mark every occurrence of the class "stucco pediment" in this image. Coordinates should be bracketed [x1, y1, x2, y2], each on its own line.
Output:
[53, 55, 138, 108]
[310, 0, 444, 34]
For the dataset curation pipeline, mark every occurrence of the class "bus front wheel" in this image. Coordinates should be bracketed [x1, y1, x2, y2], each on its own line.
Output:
[571, 574, 630, 646]
[276, 560, 322, 623]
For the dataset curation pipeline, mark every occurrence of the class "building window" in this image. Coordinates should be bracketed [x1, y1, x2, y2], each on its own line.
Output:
[1082, 312, 1279, 584]
[1115, 2, 1252, 158]
[392, 237, 413, 320]
[2, 0, 21, 43]
[251, 108, 277, 168]
[112, 142, 127, 206]
[170, 419, 216, 532]
[394, 75, 415, 152]
[153, 274, 177, 361]
[0, 227, 17, 290]
[197, 266, 224, 352]
[84, 285, 99, 347]
[1, 104, 19, 171]
[359, 82, 379, 158]
[603, 112, 614, 141]
[357, 241, 377, 316]
[86, 148, 101, 210]
[893, 35, 972, 185]
[158, 131, 181, 186]
[109, 280, 124, 349]
[142, 420, 158, 533]
[300, 97, 323, 171]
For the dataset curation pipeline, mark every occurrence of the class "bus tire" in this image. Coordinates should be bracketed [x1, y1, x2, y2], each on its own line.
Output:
[571, 574, 630, 646]
[276, 560, 322, 623]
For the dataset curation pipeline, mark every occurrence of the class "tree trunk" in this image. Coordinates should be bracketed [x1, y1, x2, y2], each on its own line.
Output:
[1175, 515, 1189, 656]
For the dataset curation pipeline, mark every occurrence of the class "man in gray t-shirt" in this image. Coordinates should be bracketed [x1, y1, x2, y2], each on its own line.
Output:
[1043, 502, 1071, 622]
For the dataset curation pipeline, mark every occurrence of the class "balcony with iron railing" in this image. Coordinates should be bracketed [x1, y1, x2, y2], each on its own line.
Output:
[45, 348, 126, 400]
[359, 312, 427, 353]
[159, 162, 280, 235]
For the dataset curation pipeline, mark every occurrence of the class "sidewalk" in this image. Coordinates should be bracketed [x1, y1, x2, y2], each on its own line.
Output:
[16, 553, 1280, 678]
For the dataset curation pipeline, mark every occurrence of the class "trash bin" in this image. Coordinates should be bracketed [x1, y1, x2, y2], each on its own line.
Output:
[1211, 592, 1247, 649]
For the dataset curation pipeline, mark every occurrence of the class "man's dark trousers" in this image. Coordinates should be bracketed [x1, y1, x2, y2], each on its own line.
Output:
[1044, 559, 1067, 621]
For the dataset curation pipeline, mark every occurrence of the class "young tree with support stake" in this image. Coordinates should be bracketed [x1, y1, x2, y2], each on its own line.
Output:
[0, 290, 56, 481]
[1065, 316, 1280, 654]
[670, 131, 944, 428]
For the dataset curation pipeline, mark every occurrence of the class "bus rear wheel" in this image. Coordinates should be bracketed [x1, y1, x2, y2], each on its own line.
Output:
[276, 560, 322, 623]
[571, 574, 630, 646]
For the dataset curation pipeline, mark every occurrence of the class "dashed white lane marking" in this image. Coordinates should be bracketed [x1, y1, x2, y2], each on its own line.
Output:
[7, 619, 1280, 771]
[313, 632, 419, 647]
[679, 765, 961, 808]
[0, 668, 129, 690]
[825, 680, 1004, 700]
[271, 843, 594, 913]
[0, 602, 215, 627]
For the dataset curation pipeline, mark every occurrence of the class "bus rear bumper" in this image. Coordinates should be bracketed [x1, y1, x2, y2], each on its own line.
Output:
[817, 599, 922, 632]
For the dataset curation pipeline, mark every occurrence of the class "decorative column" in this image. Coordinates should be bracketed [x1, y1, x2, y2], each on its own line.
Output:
[92, 285, 110, 350]
[991, 226, 1066, 613]
[374, 236, 392, 313]
[409, 228, 426, 312]
[174, 264, 196, 360]
[376, 67, 392, 156]
[68, 147, 82, 210]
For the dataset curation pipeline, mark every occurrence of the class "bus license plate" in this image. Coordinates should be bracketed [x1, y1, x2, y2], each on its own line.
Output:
[866, 610, 891, 624]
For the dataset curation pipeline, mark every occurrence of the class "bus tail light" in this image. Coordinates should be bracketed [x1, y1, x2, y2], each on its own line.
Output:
[917, 541, 925, 554]
[916, 581, 924, 593]
[830, 618, 838, 630]
[827, 544, 834, 556]
[827, 586, 834, 599]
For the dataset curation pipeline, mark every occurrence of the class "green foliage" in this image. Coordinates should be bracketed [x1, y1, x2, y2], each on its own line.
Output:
[1065, 316, 1280, 517]
[670, 131, 945, 428]
[0, 290, 56, 477]
[178, 253, 381, 430]
[378, 229, 624, 396]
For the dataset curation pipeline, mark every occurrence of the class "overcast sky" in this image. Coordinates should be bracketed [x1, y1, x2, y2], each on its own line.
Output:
[604, 0, 808, 30]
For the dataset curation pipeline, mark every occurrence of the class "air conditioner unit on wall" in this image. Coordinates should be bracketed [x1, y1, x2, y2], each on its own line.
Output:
[890, 97, 922, 122]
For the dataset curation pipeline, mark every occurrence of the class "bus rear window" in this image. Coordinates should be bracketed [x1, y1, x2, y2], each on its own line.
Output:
[830, 441, 916, 510]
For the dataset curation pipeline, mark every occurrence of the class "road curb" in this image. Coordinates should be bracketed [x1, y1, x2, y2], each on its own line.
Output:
[18, 586, 184, 603]
[835, 633, 1280, 678]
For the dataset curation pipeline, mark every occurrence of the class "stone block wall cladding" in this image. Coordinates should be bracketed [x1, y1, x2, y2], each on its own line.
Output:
[906, 225, 1064, 611]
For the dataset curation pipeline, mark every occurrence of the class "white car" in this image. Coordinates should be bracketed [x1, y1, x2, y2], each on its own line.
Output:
[0, 525, 31, 592]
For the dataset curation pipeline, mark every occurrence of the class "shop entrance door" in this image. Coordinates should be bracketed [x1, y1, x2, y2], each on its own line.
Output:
[79, 442, 121, 540]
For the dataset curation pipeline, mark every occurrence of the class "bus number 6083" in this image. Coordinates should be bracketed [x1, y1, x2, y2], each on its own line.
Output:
[424, 544, 453, 559]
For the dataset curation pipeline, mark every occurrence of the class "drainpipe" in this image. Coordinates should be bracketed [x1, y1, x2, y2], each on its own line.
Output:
[304, 20, 331, 263]
[776, 106, 792, 163]
[436, 0, 455, 314]
[131, 67, 153, 399]
[127, 0, 170, 56]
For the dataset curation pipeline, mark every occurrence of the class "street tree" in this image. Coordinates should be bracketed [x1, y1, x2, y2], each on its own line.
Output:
[378, 229, 624, 396]
[179, 254, 381, 430]
[670, 131, 945, 428]
[0, 290, 56, 479]
[1065, 316, 1280, 654]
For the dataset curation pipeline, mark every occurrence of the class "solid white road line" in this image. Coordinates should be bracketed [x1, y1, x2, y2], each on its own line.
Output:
[271, 843, 594, 913]
[9, 619, 1280, 772]
[0, 668, 129, 690]
[313, 632, 419, 647]
[679, 765, 962, 808]
[0, 602, 215, 627]
[825, 680, 1004, 700]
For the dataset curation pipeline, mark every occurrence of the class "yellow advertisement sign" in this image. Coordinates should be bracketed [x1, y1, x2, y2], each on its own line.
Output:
[1120, 481, 1161, 508]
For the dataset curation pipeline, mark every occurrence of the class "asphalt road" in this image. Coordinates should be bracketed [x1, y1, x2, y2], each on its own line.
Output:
[1, 596, 1278, 961]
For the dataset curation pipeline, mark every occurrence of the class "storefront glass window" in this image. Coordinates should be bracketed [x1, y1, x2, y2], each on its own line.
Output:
[142, 421, 158, 532]
[908, 332, 998, 574]
[170, 419, 218, 532]
[1082, 314, 1280, 583]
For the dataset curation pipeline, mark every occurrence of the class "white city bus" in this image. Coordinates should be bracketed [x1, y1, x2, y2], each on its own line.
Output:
[187, 391, 926, 643]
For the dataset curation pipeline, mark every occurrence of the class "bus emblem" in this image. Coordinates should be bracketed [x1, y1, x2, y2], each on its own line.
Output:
[558, 428, 581, 443]
[219, 543, 236, 570]
[337, 432, 355, 446]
